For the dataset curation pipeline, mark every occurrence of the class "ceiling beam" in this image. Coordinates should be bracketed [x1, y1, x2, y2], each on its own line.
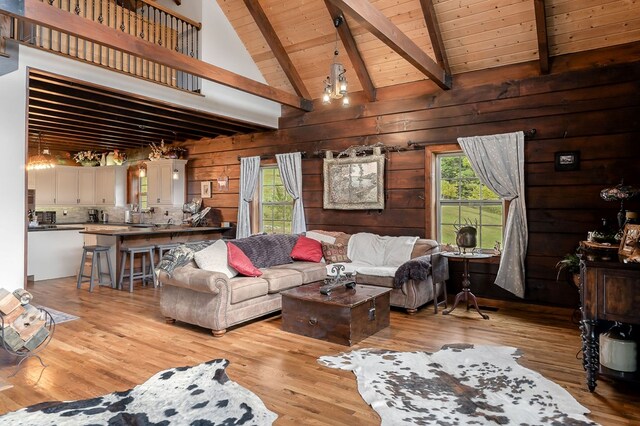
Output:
[326, 0, 451, 90]
[3, 0, 312, 111]
[242, 0, 310, 99]
[324, 1, 376, 102]
[418, 0, 450, 75]
[533, 0, 550, 74]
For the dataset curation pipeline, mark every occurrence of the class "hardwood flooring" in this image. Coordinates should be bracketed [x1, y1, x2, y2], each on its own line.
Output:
[0, 277, 638, 425]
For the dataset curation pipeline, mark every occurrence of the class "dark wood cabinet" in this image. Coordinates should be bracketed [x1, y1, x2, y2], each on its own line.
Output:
[580, 260, 640, 391]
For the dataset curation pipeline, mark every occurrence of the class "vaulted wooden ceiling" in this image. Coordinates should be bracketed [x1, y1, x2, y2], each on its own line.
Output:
[217, 0, 640, 99]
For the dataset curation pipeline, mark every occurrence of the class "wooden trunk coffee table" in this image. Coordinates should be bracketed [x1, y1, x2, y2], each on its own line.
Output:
[281, 281, 391, 346]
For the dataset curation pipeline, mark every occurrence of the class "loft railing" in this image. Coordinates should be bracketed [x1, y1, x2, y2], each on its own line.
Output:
[11, 0, 201, 92]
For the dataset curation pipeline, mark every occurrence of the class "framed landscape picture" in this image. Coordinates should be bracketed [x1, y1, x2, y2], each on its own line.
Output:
[618, 223, 640, 257]
[323, 154, 385, 210]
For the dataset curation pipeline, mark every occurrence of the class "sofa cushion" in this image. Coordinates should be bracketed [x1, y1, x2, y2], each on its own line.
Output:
[305, 230, 337, 244]
[230, 277, 269, 304]
[321, 242, 351, 264]
[355, 273, 394, 288]
[271, 262, 327, 283]
[227, 243, 262, 277]
[231, 234, 298, 268]
[193, 240, 238, 279]
[260, 268, 303, 293]
[411, 239, 440, 258]
[290, 235, 323, 262]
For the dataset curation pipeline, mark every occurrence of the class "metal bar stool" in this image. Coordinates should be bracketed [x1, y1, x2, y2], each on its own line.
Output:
[118, 246, 157, 292]
[77, 245, 114, 292]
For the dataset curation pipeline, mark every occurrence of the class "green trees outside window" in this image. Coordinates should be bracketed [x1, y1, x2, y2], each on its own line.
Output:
[437, 154, 503, 249]
[260, 167, 293, 234]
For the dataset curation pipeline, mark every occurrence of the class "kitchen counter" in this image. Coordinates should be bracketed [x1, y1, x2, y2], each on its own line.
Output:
[28, 225, 85, 232]
[80, 226, 230, 237]
[81, 226, 231, 285]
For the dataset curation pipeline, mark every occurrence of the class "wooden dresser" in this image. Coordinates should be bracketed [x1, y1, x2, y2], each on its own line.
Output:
[580, 260, 640, 391]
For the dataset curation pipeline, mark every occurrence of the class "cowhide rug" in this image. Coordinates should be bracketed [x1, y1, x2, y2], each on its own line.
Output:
[319, 344, 598, 426]
[0, 359, 277, 425]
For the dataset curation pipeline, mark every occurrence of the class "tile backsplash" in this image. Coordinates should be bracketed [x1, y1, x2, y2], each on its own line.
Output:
[37, 205, 186, 224]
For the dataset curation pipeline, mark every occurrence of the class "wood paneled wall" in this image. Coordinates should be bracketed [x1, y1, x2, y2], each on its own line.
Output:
[184, 45, 640, 306]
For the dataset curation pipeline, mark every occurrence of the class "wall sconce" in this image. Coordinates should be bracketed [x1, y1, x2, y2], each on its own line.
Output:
[172, 168, 179, 180]
[322, 16, 349, 106]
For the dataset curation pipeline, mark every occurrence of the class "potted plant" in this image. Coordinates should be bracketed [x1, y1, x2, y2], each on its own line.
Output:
[556, 252, 581, 287]
[73, 150, 101, 166]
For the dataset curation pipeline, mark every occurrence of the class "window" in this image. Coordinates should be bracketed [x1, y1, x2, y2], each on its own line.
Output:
[139, 175, 148, 210]
[436, 153, 503, 249]
[259, 166, 293, 234]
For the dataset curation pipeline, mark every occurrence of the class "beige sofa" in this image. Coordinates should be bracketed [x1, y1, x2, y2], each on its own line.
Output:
[158, 232, 448, 337]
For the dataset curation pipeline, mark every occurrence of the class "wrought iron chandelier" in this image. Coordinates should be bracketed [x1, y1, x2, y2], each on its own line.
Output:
[27, 132, 56, 171]
[322, 16, 349, 106]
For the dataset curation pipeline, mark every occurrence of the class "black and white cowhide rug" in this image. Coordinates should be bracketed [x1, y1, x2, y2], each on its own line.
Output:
[319, 344, 598, 426]
[0, 359, 277, 425]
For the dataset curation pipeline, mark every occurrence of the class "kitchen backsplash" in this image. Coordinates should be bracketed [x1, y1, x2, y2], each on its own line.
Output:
[39, 206, 186, 224]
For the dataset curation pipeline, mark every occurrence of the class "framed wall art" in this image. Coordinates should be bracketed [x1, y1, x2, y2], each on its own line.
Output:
[323, 154, 385, 210]
[554, 151, 580, 171]
[618, 223, 640, 258]
[200, 181, 212, 198]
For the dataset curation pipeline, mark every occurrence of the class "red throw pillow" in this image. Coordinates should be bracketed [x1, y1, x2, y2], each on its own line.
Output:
[227, 243, 262, 277]
[290, 235, 323, 263]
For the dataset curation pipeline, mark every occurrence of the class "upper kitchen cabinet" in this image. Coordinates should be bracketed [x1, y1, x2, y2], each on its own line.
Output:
[95, 165, 126, 206]
[32, 168, 56, 205]
[56, 166, 96, 205]
[146, 159, 186, 207]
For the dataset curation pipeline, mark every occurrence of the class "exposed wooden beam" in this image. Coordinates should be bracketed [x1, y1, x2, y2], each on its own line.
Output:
[326, 0, 451, 90]
[418, 0, 450, 75]
[324, 1, 376, 102]
[243, 0, 310, 99]
[533, 0, 550, 74]
[3, 0, 312, 111]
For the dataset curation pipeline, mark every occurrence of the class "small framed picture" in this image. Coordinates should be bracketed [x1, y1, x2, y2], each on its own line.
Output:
[200, 181, 212, 198]
[554, 151, 580, 171]
[619, 224, 640, 258]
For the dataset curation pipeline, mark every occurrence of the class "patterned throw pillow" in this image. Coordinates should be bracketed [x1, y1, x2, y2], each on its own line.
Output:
[321, 242, 351, 264]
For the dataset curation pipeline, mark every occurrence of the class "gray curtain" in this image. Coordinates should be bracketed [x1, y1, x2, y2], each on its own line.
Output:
[276, 152, 307, 234]
[236, 156, 261, 239]
[457, 131, 527, 298]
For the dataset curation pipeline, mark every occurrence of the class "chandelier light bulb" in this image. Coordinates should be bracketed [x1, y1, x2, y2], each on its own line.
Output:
[339, 79, 347, 94]
[342, 95, 350, 106]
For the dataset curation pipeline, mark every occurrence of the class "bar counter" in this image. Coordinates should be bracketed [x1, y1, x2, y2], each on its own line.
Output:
[80, 226, 230, 286]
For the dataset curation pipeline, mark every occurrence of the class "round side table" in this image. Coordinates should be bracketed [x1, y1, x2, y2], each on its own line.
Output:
[440, 252, 492, 320]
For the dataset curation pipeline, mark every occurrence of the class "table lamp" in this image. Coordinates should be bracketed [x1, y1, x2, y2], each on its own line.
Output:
[600, 179, 640, 229]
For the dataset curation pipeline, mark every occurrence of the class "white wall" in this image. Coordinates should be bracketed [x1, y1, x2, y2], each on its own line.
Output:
[0, 0, 280, 291]
[0, 65, 27, 292]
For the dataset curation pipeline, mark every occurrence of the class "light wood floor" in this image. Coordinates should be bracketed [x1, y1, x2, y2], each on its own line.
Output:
[0, 278, 638, 425]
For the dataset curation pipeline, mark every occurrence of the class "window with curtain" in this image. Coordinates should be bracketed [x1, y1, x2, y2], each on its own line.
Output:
[259, 166, 293, 234]
[436, 153, 503, 249]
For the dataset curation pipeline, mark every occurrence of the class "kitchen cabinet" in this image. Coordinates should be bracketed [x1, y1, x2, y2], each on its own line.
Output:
[32, 168, 56, 205]
[146, 159, 186, 207]
[95, 165, 126, 206]
[56, 166, 96, 205]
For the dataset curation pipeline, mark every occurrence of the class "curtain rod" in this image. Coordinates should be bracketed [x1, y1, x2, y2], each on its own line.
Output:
[237, 152, 307, 161]
[407, 128, 537, 147]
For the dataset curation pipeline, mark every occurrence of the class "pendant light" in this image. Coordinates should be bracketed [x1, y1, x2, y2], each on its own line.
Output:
[322, 16, 349, 106]
[27, 132, 56, 171]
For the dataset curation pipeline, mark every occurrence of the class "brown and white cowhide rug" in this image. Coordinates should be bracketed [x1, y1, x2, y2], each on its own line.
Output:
[0, 359, 277, 425]
[319, 344, 598, 426]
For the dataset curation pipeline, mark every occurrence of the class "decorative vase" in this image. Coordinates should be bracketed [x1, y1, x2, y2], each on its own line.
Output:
[106, 152, 116, 166]
[456, 225, 477, 253]
[81, 160, 98, 167]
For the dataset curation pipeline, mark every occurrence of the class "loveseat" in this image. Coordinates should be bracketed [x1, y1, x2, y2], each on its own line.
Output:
[157, 232, 448, 337]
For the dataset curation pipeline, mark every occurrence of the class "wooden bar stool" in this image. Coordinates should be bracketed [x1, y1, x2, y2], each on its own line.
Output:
[156, 242, 181, 259]
[77, 245, 114, 292]
[118, 246, 157, 292]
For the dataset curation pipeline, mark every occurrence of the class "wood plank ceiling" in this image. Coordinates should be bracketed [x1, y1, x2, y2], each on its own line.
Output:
[217, 0, 640, 99]
[27, 70, 269, 155]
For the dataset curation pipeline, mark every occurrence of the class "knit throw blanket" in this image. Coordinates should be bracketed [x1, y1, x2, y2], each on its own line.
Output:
[393, 255, 431, 288]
